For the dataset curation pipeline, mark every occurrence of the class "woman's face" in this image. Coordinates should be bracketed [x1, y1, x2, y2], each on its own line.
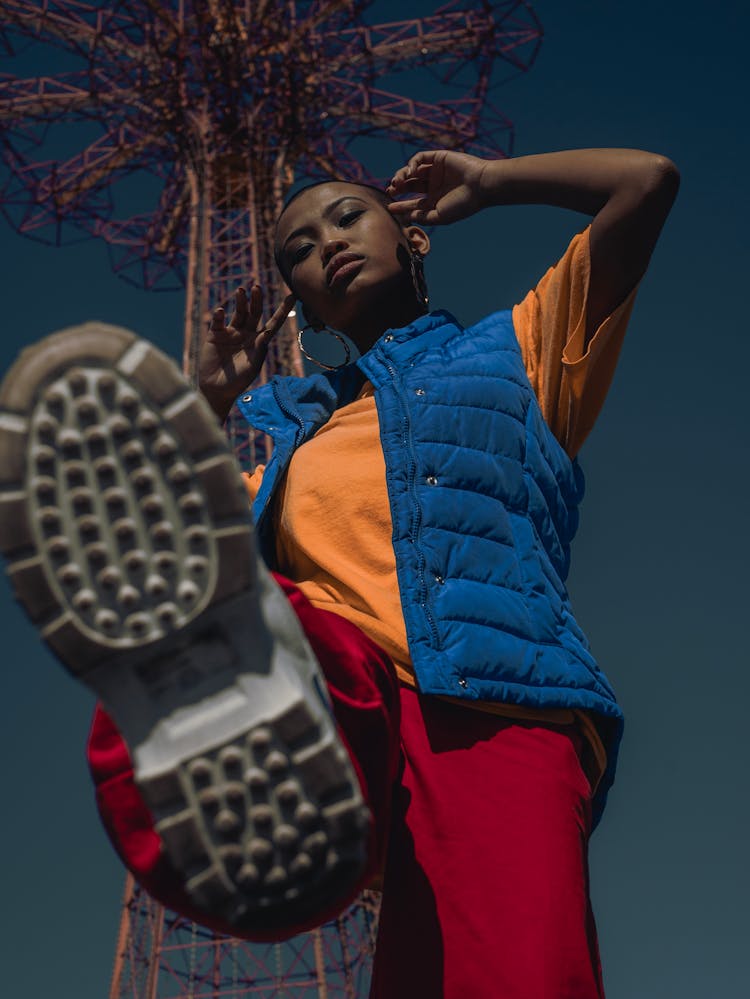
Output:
[274, 182, 428, 342]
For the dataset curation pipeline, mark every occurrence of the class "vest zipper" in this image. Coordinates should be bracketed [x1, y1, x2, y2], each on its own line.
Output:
[270, 382, 306, 449]
[383, 356, 441, 652]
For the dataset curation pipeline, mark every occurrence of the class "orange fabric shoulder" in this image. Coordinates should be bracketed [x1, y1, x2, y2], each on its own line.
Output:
[512, 225, 637, 457]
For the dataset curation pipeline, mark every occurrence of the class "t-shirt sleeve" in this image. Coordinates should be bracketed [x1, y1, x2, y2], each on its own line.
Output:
[241, 465, 265, 506]
[512, 225, 638, 457]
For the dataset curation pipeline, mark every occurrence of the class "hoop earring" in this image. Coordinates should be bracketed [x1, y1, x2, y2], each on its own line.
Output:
[297, 323, 352, 371]
[410, 251, 429, 310]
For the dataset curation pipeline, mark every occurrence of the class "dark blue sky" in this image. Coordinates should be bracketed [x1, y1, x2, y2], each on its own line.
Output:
[1, 2, 747, 996]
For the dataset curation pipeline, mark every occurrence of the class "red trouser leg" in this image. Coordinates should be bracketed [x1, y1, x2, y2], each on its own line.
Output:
[87, 574, 401, 940]
[88, 574, 604, 991]
[369, 687, 604, 999]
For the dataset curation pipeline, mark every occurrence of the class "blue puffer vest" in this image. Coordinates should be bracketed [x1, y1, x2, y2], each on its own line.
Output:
[237, 309, 623, 822]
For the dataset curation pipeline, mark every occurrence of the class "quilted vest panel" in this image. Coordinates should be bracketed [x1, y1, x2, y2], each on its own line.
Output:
[236, 309, 623, 823]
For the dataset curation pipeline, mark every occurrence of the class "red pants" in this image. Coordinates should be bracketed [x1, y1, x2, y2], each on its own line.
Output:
[88, 576, 604, 998]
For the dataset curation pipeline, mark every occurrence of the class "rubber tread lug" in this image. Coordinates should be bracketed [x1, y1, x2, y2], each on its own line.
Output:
[138, 769, 185, 810]
[0, 494, 33, 553]
[186, 866, 234, 909]
[275, 701, 319, 746]
[157, 811, 209, 869]
[125, 347, 187, 405]
[197, 456, 252, 522]
[0, 422, 27, 486]
[322, 800, 370, 841]
[211, 530, 255, 602]
[293, 741, 351, 798]
[40, 615, 103, 675]
[7, 557, 59, 623]
[165, 395, 227, 456]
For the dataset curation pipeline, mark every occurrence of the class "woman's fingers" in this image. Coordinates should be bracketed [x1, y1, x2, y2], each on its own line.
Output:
[228, 286, 246, 330]
[228, 284, 262, 331]
[209, 288, 294, 350]
[388, 152, 437, 193]
[390, 205, 439, 225]
[388, 196, 430, 216]
[252, 292, 296, 366]
[210, 307, 227, 333]
[269, 291, 297, 331]
[388, 153, 439, 220]
[257, 291, 296, 343]
[247, 284, 263, 327]
[388, 172, 429, 197]
[210, 284, 257, 340]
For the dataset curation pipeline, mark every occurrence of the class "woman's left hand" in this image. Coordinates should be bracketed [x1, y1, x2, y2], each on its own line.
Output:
[386, 150, 490, 226]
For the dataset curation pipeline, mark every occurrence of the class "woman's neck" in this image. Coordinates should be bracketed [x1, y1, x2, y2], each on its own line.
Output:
[345, 299, 428, 355]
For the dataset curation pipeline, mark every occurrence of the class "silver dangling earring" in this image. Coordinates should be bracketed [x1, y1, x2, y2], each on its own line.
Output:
[297, 320, 352, 371]
[410, 250, 429, 311]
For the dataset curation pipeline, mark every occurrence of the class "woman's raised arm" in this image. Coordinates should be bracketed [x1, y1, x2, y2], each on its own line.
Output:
[388, 148, 679, 346]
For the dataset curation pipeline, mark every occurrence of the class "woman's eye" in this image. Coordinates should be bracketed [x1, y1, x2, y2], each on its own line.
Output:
[291, 244, 312, 264]
[339, 209, 364, 227]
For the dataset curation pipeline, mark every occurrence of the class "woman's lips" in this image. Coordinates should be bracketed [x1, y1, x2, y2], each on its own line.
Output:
[328, 256, 365, 288]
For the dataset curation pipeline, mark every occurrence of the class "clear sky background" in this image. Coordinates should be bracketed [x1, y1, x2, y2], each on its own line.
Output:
[1, 1, 748, 996]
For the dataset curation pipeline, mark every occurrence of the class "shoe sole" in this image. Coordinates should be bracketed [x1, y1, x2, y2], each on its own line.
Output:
[0, 322, 370, 933]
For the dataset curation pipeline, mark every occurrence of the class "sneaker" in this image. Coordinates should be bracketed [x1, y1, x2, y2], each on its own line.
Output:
[0, 322, 370, 934]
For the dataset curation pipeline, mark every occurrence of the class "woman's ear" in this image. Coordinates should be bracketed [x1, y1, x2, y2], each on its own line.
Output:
[405, 225, 430, 257]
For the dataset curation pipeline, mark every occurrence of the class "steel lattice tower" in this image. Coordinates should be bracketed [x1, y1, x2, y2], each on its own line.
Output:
[0, 1, 542, 994]
[109, 874, 382, 997]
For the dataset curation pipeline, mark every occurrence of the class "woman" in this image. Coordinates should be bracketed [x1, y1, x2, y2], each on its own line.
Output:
[0, 148, 678, 997]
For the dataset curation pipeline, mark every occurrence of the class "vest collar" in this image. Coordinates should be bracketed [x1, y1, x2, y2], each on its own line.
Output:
[358, 308, 463, 357]
[239, 309, 463, 440]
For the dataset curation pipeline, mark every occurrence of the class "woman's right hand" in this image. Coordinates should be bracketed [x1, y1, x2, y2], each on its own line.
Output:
[198, 284, 295, 423]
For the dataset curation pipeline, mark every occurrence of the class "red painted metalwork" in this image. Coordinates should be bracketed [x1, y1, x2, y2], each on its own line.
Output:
[0, 1, 541, 994]
[0, 0, 541, 468]
[109, 874, 381, 998]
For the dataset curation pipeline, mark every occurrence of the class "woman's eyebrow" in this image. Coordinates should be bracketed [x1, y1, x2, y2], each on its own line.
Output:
[282, 195, 368, 251]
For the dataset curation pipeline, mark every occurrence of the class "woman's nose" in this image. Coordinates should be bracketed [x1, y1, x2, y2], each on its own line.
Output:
[321, 237, 348, 267]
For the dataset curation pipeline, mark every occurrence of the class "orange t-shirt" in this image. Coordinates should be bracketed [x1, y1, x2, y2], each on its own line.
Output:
[243, 227, 636, 792]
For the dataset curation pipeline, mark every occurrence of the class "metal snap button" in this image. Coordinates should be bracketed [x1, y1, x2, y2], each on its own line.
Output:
[426, 475, 438, 486]
[383, 334, 394, 342]
[242, 394, 252, 402]
[457, 677, 468, 689]
[415, 388, 425, 396]
[435, 574, 445, 585]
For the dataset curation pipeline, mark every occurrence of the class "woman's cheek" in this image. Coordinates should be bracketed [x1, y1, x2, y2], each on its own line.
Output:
[291, 267, 319, 303]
